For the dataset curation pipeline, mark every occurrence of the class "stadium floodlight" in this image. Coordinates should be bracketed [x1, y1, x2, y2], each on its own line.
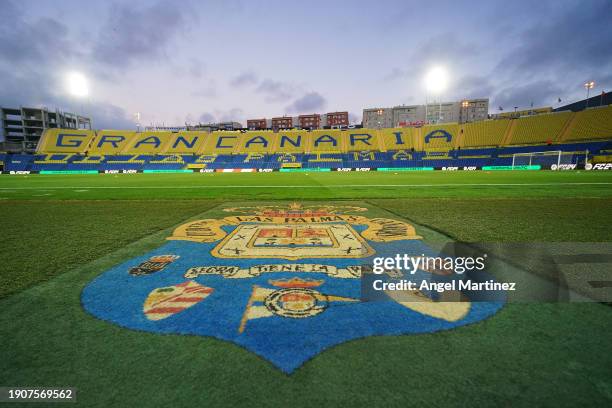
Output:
[424, 66, 448, 94]
[66, 72, 89, 98]
[461, 100, 469, 122]
[424, 67, 448, 123]
[584, 80, 595, 108]
[133, 112, 141, 132]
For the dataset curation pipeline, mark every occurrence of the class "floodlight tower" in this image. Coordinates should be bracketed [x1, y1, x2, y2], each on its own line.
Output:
[461, 100, 469, 123]
[584, 81, 595, 108]
[66, 71, 90, 129]
[134, 112, 141, 132]
[424, 67, 448, 124]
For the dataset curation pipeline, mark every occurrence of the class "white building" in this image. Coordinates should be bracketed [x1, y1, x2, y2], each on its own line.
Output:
[362, 98, 489, 128]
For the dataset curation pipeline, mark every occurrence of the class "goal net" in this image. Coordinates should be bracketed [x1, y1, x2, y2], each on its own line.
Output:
[511, 151, 575, 170]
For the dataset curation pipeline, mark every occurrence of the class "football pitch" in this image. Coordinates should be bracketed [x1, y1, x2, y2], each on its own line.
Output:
[1, 170, 612, 199]
[1, 171, 611, 407]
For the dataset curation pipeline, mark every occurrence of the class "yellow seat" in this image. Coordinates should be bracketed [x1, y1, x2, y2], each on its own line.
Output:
[461, 120, 510, 147]
[381, 127, 416, 151]
[565, 106, 612, 141]
[201, 131, 241, 154]
[37, 129, 95, 154]
[234, 131, 274, 154]
[89, 130, 136, 155]
[166, 132, 208, 154]
[422, 124, 458, 150]
[306, 130, 345, 153]
[508, 112, 572, 145]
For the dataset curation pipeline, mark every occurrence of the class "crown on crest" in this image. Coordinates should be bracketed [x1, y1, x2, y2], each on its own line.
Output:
[268, 277, 324, 288]
[150, 255, 179, 263]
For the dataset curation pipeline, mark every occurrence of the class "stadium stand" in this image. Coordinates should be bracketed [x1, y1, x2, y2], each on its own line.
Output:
[380, 128, 416, 151]
[461, 120, 510, 147]
[306, 130, 345, 152]
[507, 111, 572, 145]
[422, 124, 458, 149]
[234, 131, 274, 154]
[17, 107, 611, 172]
[88, 130, 137, 155]
[122, 132, 174, 154]
[273, 131, 306, 153]
[165, 132, 209, 154]
[36, 128, 96, 154]
[563, 105, 612, 141]
[344, 130, 382, 152]
[202, 131, 242, 154]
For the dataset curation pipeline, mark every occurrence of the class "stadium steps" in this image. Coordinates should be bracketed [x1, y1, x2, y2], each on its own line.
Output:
[563, 105, 612, 142]
[500, 119, 517, 146]
[557, 112, 579, 143]
[455, 127, 465, 148]
[508, 112, 573, 145]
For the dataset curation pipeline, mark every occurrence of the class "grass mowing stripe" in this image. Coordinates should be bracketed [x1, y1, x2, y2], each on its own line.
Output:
[1, 199, 611, 407]
[1, 182, 612, 190]
[0, 200, 220, 298]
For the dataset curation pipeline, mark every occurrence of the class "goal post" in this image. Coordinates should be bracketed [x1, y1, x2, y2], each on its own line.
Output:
[511, 151, 574, 170]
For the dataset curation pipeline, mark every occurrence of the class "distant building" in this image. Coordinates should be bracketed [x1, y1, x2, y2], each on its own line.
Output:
[247, 110, 350, 131]
[144, 122, 243, 132]
[144, 126, 187, 131]
[1, 106, 91, 152]
[188, 121, 242, 132]
[271, 116, 293, 130]
[246, 119, 267, 130]
[325, 111, 349, 127]
[363, 99, 489, 128]
[458, 99, 490, 123]
[362, 108, 394, 129]
[298, 114, 321, 130]
[391, 105, 421, 127]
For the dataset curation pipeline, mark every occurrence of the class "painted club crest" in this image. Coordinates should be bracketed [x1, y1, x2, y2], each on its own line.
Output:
[129, 255, 179, 276]
[143, 281, 213, 321]
[82, 203, 504, 373]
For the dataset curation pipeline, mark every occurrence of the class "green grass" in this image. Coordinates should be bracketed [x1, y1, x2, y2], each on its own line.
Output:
[1, 170, 611, 199]
[0, 172, 611, 407]
[371, 197, 612, 242]
[0, 200, 218, 298]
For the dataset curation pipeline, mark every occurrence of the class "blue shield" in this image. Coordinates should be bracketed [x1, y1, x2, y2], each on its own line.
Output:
[82, 205, 503, 373]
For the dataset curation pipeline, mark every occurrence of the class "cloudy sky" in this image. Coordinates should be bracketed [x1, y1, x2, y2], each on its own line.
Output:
[1, 0, 611, 129]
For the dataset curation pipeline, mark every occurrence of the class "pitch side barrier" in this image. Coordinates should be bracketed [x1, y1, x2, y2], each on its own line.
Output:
[6, 163, 612, 175]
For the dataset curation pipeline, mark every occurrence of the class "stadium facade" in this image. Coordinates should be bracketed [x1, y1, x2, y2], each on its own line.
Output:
[0, 106, 91, 152]
[363, 99, 489, 128]
[248, 112, 350, 130]
[1, 104, 611, 174]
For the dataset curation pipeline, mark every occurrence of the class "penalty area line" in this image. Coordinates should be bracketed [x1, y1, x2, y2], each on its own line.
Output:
[0, 182, 611, 190]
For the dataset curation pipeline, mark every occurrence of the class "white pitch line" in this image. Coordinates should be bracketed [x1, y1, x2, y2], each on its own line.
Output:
[0, 182, 611, 190]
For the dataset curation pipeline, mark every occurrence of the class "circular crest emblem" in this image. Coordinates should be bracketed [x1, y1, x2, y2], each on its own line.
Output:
[264, 288, 328, 318]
